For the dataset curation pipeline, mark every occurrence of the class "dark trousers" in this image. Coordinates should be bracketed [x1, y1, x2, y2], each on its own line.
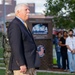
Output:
[61, 52, 69, 69]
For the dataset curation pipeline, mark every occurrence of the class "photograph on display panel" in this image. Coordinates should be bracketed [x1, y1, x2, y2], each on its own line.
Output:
[32, 23, 48, 34]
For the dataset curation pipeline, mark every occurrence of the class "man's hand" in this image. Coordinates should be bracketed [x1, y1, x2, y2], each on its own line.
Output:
[72, 50, 75, 54]
[20, 65, 27, 73]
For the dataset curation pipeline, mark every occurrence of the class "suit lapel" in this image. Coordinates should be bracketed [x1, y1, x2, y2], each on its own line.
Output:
[28, 28, 36, 44]
[15, 17, 35, 42]
[15, 17, 32, 37]
[22, 24, 32, 37]
[22, 25, 35, 43]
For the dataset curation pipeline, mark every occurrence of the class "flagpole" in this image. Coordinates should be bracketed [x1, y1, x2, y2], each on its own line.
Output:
[3, 0, 6, 34]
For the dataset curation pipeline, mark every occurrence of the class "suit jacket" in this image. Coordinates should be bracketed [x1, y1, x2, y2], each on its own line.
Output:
[7, 17, 37, 70]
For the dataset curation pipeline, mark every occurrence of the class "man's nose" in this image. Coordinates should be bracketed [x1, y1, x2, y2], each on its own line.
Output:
[27, 9, 30, 13]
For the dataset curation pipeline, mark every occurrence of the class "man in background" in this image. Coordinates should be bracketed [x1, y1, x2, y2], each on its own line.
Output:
[66, 29, 75, 73]
[59, 31, 69, 71]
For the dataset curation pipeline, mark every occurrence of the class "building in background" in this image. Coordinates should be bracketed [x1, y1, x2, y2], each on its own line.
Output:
[2, 0, 14, 4]
[28, 3, 35, 13]
[0, 0, 35, 21]
[0, 0, 35, 31]
[0, 0, 16, 18]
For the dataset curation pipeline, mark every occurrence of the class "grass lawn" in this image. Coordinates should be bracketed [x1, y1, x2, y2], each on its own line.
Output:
[53, 58, 57, 65]
[37, 72, 75, 75]
[0, 69, 5, 75]
[53, 45, 57, 65]
[0, 48, 4, 66]
[1, 70, 75, 75]
[0, 48, 4, 58]
[0, 48, 5, 75]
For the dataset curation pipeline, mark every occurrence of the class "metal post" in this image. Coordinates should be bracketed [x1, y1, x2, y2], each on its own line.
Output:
[3, 0, 7, 34]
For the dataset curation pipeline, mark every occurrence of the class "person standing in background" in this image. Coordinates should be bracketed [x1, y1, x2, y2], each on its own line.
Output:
[54, 32, 62, 69]
[66, 29, 75, 73]
[7, 3, 39, 75]
[59, 31, 69, 71]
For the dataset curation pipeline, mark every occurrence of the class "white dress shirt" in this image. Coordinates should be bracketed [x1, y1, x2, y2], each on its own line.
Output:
[66, 36, 75, 52]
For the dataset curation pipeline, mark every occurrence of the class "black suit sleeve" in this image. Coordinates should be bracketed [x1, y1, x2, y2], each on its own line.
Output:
[8, 23, 25, 66]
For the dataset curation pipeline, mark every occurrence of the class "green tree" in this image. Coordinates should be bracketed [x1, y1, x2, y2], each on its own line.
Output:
[45, 0, 75, 29]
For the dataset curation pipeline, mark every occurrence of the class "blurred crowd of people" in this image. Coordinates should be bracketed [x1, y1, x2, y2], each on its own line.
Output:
[53, 29, 75, 73]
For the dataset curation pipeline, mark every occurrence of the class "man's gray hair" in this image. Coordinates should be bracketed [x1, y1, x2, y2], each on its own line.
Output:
[15, 3, 28, 14]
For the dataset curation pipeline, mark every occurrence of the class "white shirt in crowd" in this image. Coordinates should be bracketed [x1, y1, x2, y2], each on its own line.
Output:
[66, 36, 75, 52]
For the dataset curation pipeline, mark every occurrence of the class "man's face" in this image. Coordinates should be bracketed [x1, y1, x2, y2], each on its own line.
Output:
[19, 5, 30, 21]
[69, 31, 73, 37]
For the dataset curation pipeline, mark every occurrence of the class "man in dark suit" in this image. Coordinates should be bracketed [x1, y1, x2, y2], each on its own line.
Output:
[7, 3, 38, 75]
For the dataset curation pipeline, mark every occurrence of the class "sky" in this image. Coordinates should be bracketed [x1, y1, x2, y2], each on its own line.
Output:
[16, 0, 46, 13]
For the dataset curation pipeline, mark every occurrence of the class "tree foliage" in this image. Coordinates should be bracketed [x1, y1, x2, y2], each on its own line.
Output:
[45, 0, 75, 29]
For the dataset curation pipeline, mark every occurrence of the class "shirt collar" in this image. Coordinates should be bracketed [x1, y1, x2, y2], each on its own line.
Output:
[68, 36, 74, 39]
[16, 16, 25, 25]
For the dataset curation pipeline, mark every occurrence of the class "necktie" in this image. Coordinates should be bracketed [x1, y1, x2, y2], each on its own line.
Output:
[24, 22, 28, 29]
[24, 22, 31, 34]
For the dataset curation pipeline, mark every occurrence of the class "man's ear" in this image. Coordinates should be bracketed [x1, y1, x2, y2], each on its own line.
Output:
[17, 10, 19, 13]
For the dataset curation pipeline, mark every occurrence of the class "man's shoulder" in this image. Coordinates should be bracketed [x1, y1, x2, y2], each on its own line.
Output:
[10, 17, 19, 23]
[67, 36, 70, 39]
[9, 18, 21, 27]
[66, 37, 70, 40]
[73, 36, 75, 39]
